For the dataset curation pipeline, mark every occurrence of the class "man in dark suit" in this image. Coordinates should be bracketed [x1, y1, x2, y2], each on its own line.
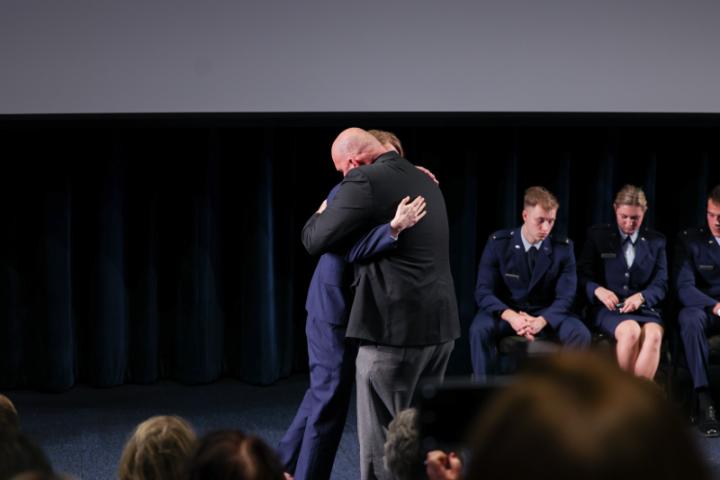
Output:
[675, 185, 720, 437]
[470, 186, 590, 378]
[302, 128, 460, 480]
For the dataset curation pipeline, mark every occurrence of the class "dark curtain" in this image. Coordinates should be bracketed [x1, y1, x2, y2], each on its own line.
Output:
[1, 115, 719, 390]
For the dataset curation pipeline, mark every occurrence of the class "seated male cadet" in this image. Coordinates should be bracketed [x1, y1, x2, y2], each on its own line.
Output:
[469, 186, 591, 378]
[675, 184, 720, 437]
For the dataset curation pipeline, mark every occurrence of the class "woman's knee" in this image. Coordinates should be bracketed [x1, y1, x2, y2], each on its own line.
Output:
[615, 320, 641, 345]
[642, 324, 664, 350]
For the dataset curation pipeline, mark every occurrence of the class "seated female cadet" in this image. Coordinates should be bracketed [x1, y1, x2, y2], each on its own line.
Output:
[577, 184, 668, 380]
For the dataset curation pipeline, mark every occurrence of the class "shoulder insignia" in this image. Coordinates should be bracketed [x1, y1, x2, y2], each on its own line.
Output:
[490, 229, 512, 241]
[551, 234, 571, 244]
[642, 228, 666, 240]
[681, 227, 706, 237]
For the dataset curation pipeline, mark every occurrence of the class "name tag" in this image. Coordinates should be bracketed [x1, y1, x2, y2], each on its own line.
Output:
[699, 265, 715, 271]
[504, 273, 520, 279]
[601, 253, 617, 259]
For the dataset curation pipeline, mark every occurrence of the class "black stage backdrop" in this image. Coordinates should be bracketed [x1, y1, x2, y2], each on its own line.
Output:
[1, 113, 719, 391]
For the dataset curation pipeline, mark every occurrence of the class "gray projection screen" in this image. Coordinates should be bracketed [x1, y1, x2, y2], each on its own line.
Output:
[2, 0, 719, 114]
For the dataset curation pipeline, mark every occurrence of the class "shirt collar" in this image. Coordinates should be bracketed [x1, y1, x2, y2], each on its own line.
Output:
[619, 228, 639, 245]
[373, 150, 400, 163]
[520, 229, 543, 252]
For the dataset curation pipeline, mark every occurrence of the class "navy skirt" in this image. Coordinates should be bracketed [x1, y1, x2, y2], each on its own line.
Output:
[594, 307, 663, 337]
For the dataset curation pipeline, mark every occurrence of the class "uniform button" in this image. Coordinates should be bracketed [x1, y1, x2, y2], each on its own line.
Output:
[623, 285, 629, 290]
[624, 272, 630, 278]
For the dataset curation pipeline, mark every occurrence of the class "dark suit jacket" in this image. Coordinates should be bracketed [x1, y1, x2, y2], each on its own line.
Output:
[306, 183, 398, 325]
[577, 224, 668, 310]
[474, 228, 577, 328]
[675, 227, 720, 310]
[302, 151, 460, 347]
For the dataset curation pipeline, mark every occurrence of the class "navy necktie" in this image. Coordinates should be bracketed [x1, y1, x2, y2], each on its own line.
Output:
[623, 236, 635, 267]
[527, 246, 538, 273]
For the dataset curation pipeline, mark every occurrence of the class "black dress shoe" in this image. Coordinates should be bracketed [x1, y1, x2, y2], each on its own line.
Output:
[698, 405, 720, 438]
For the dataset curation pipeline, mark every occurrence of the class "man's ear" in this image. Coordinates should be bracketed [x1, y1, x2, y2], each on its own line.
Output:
[348, 158, 360, 169]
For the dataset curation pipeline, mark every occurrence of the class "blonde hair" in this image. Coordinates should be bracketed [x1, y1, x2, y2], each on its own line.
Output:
[118, 415, 197, 480]
[614, 184, 648, 210]
[368, 129, 405, 157]
[524, 186, 559, 211]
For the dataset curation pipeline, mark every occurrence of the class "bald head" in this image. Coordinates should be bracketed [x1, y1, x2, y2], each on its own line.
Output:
[331, 128, 387, 176]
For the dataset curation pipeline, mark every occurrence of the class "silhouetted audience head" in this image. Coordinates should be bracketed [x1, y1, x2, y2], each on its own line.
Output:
[464, 352, 710, 480]
[0, 431, 53, 480]
[0, 393, 20, 433]
[118, 415, 197, 480]
[384, 408, 423, 480]
[186, 430, 286, 480]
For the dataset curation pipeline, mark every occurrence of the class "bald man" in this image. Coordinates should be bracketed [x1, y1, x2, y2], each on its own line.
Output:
[302, 128, 460, 480]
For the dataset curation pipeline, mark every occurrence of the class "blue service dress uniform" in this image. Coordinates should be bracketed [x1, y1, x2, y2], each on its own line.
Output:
[577, 224, 668, 335]
[675, 227, 720, 389]
[469, 228, 591, 377]
[277, 184, 398, 480]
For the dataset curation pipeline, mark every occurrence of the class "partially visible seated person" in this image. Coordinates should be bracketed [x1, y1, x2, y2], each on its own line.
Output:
[674, 184, 720, 436]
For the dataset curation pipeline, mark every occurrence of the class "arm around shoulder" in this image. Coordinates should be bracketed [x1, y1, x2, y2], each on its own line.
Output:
[301, 170, 374, 256]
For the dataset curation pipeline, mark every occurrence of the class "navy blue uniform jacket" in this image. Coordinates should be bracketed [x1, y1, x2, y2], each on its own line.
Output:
[675, 227, 720, 310]
[578, 224, 667, 311]
[474, 228, 577, 329]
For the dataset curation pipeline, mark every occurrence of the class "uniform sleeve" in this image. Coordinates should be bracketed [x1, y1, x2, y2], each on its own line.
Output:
[474, 240, 510, 315]
[640, 238, 668, 307]
[577, 231, 601, 303]
[675, 236, 716, 308]
[344, 223, 397, 263]
[540, 242, 577, 328]
[301, 169, 375, 256]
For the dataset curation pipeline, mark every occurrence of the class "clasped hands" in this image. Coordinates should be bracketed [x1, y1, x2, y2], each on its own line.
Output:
[502, 309, 547, 341]
[594, 286, 643, 313]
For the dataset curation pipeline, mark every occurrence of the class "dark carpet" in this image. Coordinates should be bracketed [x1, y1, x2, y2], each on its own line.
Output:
[9, 375, 358, 480]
